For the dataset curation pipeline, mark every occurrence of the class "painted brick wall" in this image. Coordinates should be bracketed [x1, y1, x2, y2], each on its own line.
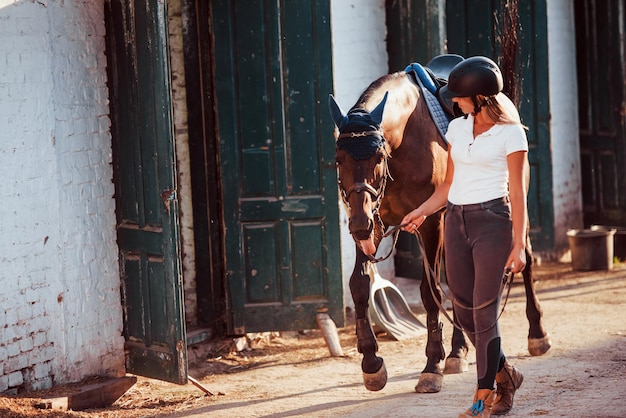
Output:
[330, 0, 392, 309]
[0, 0, 124, 392]
[547, 0, 583, 252]
[167, 0, 198, 327]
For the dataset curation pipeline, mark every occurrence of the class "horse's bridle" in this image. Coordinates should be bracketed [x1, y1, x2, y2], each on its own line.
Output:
[337, 129, 395, 262]
[340, 181, 383, 208]
[337, 130, 390, 208]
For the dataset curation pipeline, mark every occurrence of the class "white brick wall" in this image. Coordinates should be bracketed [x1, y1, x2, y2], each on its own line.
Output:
[0, 0, 124, 392]
[547, 0, 583, 252]
[167, 0, 198, 327]
[331, 0, 388, 109]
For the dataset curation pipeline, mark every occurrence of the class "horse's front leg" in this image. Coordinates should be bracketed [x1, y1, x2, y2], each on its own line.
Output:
[350, 249, 387, 391]
[414, 215, 469, 392]
[523, 249, 551, 355]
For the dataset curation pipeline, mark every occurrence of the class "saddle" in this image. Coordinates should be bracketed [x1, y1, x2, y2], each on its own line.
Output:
[404, 54, 464, 142]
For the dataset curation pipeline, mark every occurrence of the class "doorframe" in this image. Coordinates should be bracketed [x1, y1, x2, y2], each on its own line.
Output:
[180, 0, 227, 333]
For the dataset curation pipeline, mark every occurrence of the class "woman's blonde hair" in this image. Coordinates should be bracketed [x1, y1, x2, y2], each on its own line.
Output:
[476, 92, 527, 129]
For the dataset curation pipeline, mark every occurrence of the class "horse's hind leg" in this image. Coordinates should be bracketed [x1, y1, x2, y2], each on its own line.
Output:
[523, 247, 551, 355]
[350, 250, 387, 391]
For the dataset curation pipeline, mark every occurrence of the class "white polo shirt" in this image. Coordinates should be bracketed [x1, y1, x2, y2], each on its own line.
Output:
[446, 114, 528, 205]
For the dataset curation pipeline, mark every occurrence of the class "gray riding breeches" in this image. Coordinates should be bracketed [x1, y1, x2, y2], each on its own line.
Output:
[444, 197, 512, 384]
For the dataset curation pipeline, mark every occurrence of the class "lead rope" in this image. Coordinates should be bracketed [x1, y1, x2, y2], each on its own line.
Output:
[366, 222, 401, 263]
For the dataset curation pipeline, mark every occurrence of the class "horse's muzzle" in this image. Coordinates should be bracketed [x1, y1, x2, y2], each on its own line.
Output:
[352, 229, 372, 241]
[349, 215, 374, 241]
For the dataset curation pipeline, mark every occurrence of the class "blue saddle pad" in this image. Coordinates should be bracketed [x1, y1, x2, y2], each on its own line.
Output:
[404, 63, 451, 144]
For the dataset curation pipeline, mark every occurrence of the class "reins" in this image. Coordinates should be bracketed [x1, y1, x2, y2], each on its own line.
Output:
[364, 223, 401, 263]
[376, 224, 515, 334]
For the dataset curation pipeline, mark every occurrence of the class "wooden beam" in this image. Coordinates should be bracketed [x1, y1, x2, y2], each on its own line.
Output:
[36, 376, 137, 411]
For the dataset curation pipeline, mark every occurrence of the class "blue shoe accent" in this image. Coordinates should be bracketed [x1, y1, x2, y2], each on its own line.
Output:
[470, 399, 484, 416]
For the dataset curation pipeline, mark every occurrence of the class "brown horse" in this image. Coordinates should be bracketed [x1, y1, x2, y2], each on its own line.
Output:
[329, 69, 550, 393]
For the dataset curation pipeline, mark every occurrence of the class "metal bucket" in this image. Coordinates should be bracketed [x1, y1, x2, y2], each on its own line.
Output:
[567, 228, 616, 271]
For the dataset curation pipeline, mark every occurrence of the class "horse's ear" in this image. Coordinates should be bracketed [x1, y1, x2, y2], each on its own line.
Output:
[370, 91, 388, 125]
[328, 94, 348, 128]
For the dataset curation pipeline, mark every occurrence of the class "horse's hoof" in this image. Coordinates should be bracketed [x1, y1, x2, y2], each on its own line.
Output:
[415, 372, 443, 393]
[528, 334, 551, 356]
[444, 356, 469, 374]
[363, 361, 387, 391]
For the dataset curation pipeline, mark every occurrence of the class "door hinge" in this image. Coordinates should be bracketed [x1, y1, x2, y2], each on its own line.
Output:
[160, 189, 177, 212]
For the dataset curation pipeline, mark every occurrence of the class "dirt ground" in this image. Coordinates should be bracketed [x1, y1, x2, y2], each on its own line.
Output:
[2, 261, 626, 417]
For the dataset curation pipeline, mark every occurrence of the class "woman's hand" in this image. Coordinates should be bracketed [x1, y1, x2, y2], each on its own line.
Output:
[400, 208, 428, 234]
[505, 243, 527, 274]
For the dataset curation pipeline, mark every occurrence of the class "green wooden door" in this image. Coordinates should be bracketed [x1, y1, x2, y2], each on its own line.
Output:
[575, 0, 626, 227]
[105, 0, 187, 384]
[211, 0, 342, 334]
[385, 0, 447, 72]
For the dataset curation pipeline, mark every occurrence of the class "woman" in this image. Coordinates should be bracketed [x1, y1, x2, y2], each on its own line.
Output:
[401, 56, 526, 417]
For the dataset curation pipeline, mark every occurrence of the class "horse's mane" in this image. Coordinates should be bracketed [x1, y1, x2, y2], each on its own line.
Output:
[352, 72, 406, 110]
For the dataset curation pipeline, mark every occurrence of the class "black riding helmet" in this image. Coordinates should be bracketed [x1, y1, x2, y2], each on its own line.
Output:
[439, 57, 503, 116]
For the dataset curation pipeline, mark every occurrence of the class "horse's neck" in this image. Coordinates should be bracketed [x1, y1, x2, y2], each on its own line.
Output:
[381, 84, 420, 153]
[356, 73, 420, 153]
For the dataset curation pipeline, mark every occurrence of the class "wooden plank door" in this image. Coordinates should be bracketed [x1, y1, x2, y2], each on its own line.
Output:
[385, 0, 447, 72]
[211, 0, 343, 334]
[105, 0, 187, 384]
[575, 0, 626, 226]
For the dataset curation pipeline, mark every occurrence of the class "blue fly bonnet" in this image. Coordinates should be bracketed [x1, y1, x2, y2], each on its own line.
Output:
[336, 109, 385, 160]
